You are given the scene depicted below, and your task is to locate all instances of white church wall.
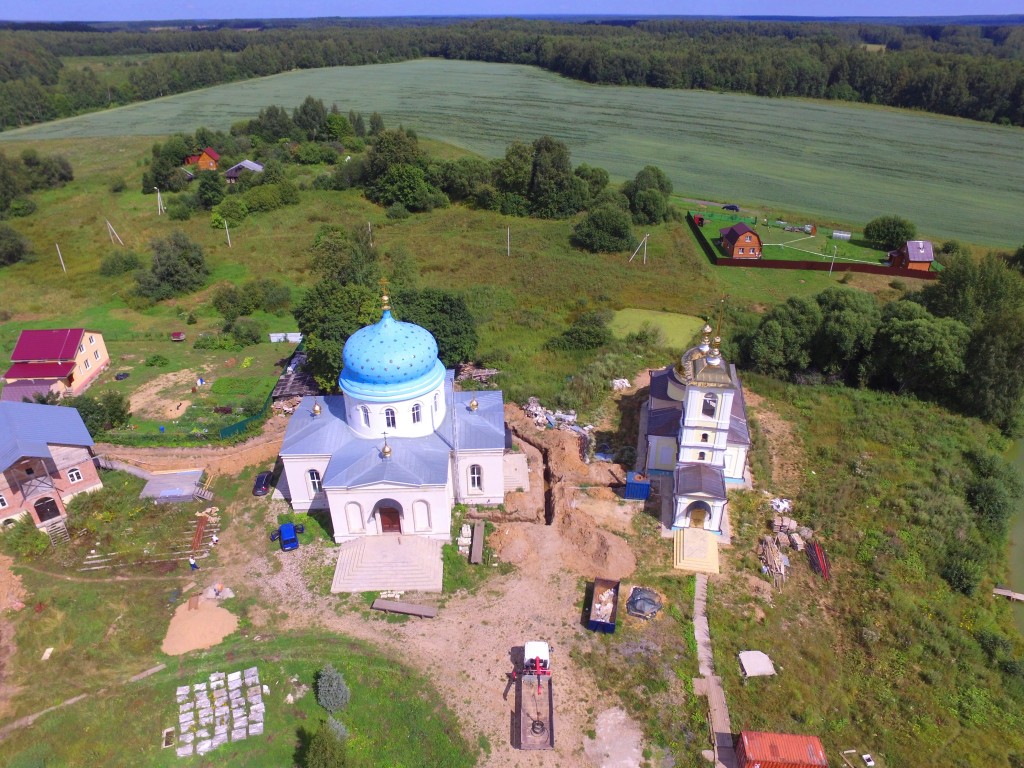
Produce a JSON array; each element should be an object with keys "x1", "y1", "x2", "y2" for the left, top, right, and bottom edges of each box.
[
  {"x1": 281, "y1": 456, "x2": 330, "y2": 511},
  {"x1": 326, "y1": 484, "x2": 451, "y2": 542},
  {"x1": 455, "y1": 451, "x2": 504, "y2": 505},
  {"x1": 342, "y1": 381, "x2": 447, "y2": 439},
  {"x1": 648, "y1": 436, "x2": 678, "y2": 472}
]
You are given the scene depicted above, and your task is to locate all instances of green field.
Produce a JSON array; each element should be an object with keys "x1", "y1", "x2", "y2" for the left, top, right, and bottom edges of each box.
[
  {"x1": 610, "y1": 308, "x2": 704, "y2": 348},
  {"x1": 2, "y1": 59, "x2": 1023, "y2": 245}
]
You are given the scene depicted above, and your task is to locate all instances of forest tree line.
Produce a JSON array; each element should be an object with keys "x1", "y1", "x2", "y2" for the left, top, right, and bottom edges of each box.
[{"x1": 1, "y1": 18, "x2": 1024, "y2": 130}]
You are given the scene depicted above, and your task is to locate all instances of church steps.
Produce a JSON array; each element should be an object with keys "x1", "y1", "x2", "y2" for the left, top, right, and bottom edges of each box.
[{"x1": 331, "y1": 536, "x2": 443, "y2": 593}]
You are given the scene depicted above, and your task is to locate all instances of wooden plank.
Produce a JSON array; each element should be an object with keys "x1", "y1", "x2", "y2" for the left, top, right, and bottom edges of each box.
[
  {"x1": 470, "y1": 521, "x2": 485, "y2": 565},
  {"x1": 190, "y1": 516, "x2": 206, "y2": 552},
  {"x1": 370, "y1": 599, "x2": 437, "y2": 618},
  {"x1": 187, "y1": 595, "x2": 200, "y2": 611}
]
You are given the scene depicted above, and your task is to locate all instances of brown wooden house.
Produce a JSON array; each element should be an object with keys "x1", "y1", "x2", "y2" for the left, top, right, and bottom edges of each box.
[
  {"x1": 184, "y1": 147, "x2": 220, "y2": 172},
  {"x1": 888, "y1": 240, "x2": 934, "y2": 271},
  {"x1": 719, "y1": 223, "x2": 762, "y2": 259}
]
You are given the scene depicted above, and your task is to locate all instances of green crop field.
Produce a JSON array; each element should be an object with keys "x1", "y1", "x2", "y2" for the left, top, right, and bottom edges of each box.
[{"x1": 3, "y1": 59, "x2": 1023, "y2": 246}]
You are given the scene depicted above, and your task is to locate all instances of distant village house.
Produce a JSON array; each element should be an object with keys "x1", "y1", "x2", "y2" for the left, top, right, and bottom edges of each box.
[
  {"x1": 0, "y1": 401, "x2": 102, "y2": 529},
  {"x1": 224, "y1": 160, "x2": 264, "y2": 184},
  {"x1": 184, "y1": 147, "x2": 220, "y2": 172},
  {"x1": 888, "y1": 240, "x2": 934, "y2": 271},
  {"x1": 2, "y1": 329, "x2": 109, "y2": 403},
  {"x1": 719, "y1": 223, "x2": 762, "y2": 259}
]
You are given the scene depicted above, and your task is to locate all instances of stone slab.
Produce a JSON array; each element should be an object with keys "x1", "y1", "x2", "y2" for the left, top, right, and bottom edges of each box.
[
  {"x1": 176, "y1": 745, "x2": 194, "y2": 758},
  {"x1": 227, "y1": 671, "x2": 242, "y2": 682},
  {"x1": 231, "y1": 728, "x2": 248, "y2": 741},
  {"x1": 248, "y1": 722, "x2": 264, "y2": 736},
  {"x1": 195, "y1": 739, "x2": 212, "y2": 755}
]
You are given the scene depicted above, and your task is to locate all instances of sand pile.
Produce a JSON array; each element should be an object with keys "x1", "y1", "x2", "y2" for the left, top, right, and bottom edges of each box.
[{"x1": 161, "y1": 598, "x2": 238, "y2": 656}]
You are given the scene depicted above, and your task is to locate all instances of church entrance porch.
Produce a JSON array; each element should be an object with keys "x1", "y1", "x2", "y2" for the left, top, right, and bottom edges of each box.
[
  {"x1": 686, "y1": 501, "x2": 711, "y2": 529},
  {"x1": 331, "y1": 535, "x2": 443, "y2": 592}
]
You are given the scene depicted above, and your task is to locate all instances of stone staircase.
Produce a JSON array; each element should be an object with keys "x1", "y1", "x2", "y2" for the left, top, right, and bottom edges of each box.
[{"x1": 331, "y1": 535, "x2": 444, "y2": 593}]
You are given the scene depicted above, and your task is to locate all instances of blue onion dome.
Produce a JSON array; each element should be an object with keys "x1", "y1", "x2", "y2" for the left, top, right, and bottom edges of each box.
[{"x1": 338, "y1": 309, "x2": 446, "y2": 402}]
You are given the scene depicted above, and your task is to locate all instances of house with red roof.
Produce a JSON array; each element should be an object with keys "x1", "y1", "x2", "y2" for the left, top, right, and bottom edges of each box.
[
  {"x1": 2, "y1": 329, "x2": 109, "y2": 402},
  {"x1": 719, "y1": 223, "x2": 762, "y2": 259},
  {"x1": 184, "y1": 147, "x2": 220, "y2": 172}
]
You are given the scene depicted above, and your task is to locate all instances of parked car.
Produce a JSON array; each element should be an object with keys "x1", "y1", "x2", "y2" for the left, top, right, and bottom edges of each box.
[
  {"x1": 862, "y1": 755, "x2": 875, "y2": 767},
  {"x1": 722, "y1": 203, "x2": 740, "y2": 211},
  {"x1": 252, "y1": 471, "x2": 273, "y2": 496},
  {"x1": 270, "y1": 521, "x2": 304, "y2": 551}
]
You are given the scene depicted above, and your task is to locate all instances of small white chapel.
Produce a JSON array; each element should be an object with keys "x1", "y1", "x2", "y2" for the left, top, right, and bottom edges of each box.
[{"x1": 643, "y1": 323, "x2": 750, "y2": 534}]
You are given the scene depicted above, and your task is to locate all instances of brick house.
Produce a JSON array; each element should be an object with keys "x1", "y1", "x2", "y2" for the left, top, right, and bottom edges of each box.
[
  {"x1": 2, "y1": 329, "x2": 110, "y2": 403},
  {"x1": 888, "y1": 240, "x2": 934, "y2": 271},
  {"x1": 184, "y1": 147, "x2": 220, "y2": 172},
  {"x1": 0, "y1": 401, "x2": 102, "y2": 528},
  {"x1": 719, "y1": 223, "x2": 762, "y2": 259}
]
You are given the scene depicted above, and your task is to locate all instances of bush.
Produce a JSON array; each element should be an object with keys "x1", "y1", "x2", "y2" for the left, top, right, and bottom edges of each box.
[
  {"x1": 144, "y1": 354, "x2": 170, "y2": 367},
  {"x1": 386, "y1": 203, "x2": 410, "y2": 220},
  {"x1": 193, "y1": 333, "x2": 241, "y2": 351},
  {"x1": 62, "y1": 391, "x2": 131, "y2": 436},
  {"x1": 863, "y1": 215, "x2": 917, "y2": 250},
  {"x1": 0, "y1": 223, "x2": 30, "y2": 266},
  {"x1": 306, "y1": 720, "x2": 347, "y2": 768},
  {"x1": 0, "y1": 516, "x2": 50, "y2": 557},
  {"x1": 315, "y1": 664, "x2": 350, "y2": 714},
  {"x1": 327, "y1": 716, "x2": 348, "y2": 742},
  {"x1": 166, "y1": 194, "x2": 198, "y2": 221},
  {"x1": 572, "y1": 204, "x2": 637, "y2": 253},
  {"x1": 230, "y1": 317, "x2": 265, "y2": 346},
  {"x1": 214, "y1": 196, "x2": 249, "y2": 226},
  {"x1": 6, "y1": 197, "x2": 36, "y2": 217},
  {"x1": 545, "y1": 311, "x2": 614, "y2": 351},
  {"x1": 109, "y1": 177, "x2": 127, "y2": 193},
  {"x1": 136, "y1": 231, "x2": 208, "y2": 301},
  {"x1": 99, "y1": 250, "x2": 143, "y2": 277}
]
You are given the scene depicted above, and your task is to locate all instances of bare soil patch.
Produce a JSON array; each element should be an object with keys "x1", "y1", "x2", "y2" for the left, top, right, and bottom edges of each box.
[
  {"x1": 94, "y1": 411, "x2": 288, "y2": 477},
  {"x1": 583, "y1": 707, "x2": 644, "y2": 768},
  {"x1": 129, "y1": 368, "x2": 200, "y2": 420},
  {"x1": 744, "y1": 390, "x2": 804, "y2": 494},
  {"x1": 160, "y1": 597, "x2": 239, "y2": 656},
  {"x1": 0, "y1": 555, "x2": 27, "y2": 720}
]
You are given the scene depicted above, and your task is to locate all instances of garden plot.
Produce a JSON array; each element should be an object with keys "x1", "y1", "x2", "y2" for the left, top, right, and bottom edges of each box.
[
  {"x1": 174, "y1": 667, "x2": 265, "y2": 757},
  {"x1": 757, "y1": 227, "x2": 887, "y2": 265}
]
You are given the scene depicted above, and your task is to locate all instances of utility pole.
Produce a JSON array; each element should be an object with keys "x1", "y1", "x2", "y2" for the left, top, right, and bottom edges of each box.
[
  {"x1": 367, "y1": 221, "x2": 373, "y2": 247},
  {"x1": 224, "y1": 220, "x2": 232, "y2": 248},
  {"x1": 154, "y1": 187, "x2": 165, "y2": 215},
  {"x1": 507, "y1": 226, "x2": 510, "y2": 258},
  {"x1": 829, "y1": 244, "x2": 837, "y2": 276},
  {"x1": 55, "y1": 243, "x2": 67, "y2": 274},
  {"x1": 628, "y1": 233, "x2": 651, "y2": 264}
]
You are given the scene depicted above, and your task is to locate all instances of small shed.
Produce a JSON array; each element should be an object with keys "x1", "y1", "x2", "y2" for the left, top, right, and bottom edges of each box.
[
  {"x1": 719, "y1": 223, "x2": 762, "y2": 259},
  {"x1": 888, "y1": 240, "x2": 934, "y2": 271},
  {"x1": 831, "y1": 230, "x2": 851, "y2": 241},
  {"x1": 225, "y1": 159, "x2": 264, "y2": 183},
  {"x1": 734, "y1": 731, "x2": 829, "y2": 768}
]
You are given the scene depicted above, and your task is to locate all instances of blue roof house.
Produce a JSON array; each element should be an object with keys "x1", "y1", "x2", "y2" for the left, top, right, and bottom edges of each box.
[{"x1": 0, "y1": 401, "x2": 102, "y2": 529}]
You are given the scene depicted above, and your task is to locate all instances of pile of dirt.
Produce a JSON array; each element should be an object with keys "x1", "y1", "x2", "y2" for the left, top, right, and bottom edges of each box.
[
  {"x1": 485, "y1": 436, "x2": 545, "y2": 524},
  {"x1": 557, "y1": 503, "x2": 636, "y2": 580},
  {"x1": 161, "y1": 597, "x2": 239, "y2": 655}
]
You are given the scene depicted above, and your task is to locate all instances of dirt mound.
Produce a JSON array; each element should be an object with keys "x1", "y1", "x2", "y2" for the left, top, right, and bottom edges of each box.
[
  {"x1": 481, "y1": 435, "x2": 545, "y2": 524},
  {"x1": 557, "y1": 503, "x2": 636, "y2": 580},
  {"x1": 0, "y1": 555, "x2": 27, "y2": 611},
  {"x1": 161, "y1": 597, "x2": 238, "y2": 655}
]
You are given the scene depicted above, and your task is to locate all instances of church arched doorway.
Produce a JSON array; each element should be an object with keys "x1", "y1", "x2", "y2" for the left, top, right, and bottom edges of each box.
[
  {"x1": 686, "y1": 501, "x2": 711, "y2": 529},
  {"x1": 373, "y1": 499, "x2": 404, "y2": 534},
  {"x1": 34, "y1": 497, "x2": 62, "y2": 524}
]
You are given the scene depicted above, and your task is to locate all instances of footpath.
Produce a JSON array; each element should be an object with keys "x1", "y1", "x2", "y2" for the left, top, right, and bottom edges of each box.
[{"x1": 693, "y1": 573, "x2": 737, "y2": 768}]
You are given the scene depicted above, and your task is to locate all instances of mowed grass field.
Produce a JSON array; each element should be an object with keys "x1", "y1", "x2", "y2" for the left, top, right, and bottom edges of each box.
[
  {"x1": 610, "y1": 308, "x2": 704, "y2": 347},
  {"x1": 2, "y1": 59, "x2": 1023, "y2": 245}
]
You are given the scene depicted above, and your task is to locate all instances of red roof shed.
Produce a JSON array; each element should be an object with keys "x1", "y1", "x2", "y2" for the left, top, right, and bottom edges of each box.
[
  {"x1": 11, "y1": 329, "x2": 85, "y2": 362},
  {"x1": 735, "y1": 731, "x2": 829, "y2": 768}
]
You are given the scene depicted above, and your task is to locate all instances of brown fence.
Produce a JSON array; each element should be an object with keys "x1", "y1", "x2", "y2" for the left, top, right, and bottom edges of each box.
[{"x1": 685, "y1": 212, "x2": 937, "y2": 281}]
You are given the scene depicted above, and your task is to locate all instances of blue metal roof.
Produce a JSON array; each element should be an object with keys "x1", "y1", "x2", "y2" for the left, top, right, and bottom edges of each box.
[
  {"x1": 338, "y1": 309, "x2": 445, "y2": 402},
  {"x1": 0, "y1": 401, "x2": 94, "y2": 473},
  {"x1": 281, "y1": 380, "x2": 505, "y2": 489}
]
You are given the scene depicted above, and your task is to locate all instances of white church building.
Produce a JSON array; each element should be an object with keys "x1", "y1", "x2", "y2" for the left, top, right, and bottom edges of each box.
[
  {"x1": 278, "y1": 293, "x2": 508, "y2": 546},
  {"x1": 643, "y1": 324, "x2": 749, "y2": 534}
]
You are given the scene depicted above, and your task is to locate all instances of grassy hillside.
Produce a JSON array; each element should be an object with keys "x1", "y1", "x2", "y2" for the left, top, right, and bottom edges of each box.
[
  {"x1": 0, "y1": 134, "x2": 899, "y2": 409},
  {"x1": 1, "y1": 60, "x2": 1023, "y2": 245}
]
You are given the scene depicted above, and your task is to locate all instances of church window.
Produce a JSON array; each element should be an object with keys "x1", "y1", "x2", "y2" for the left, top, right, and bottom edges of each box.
[
  {"x1": 702, "y1": 394, "x2": 718, "y2": 417},
  {"x1": 361, "y1": 406, "x2": 370, "y2": 427},
  {"x1": 698, "y1": 452, "x2": 706, "y2": 461},
  {"x1": 308, "y1": 469, "x2": 323, "y2": 494},
  {"x1": 701, "y1": 433, "x2": 709, "y2": 443},
  {"x1": 469, "y1": 464, "x2": 483, "y2": 491},
  {"x1": 433, "y1": 392, "x2": 439, "y2": 412},
  {"x1": 412, "y1": 403, "x2": 422, "y2": 424},
  {"x1": 385, "y1": 408, "x2": 396, "y2": 429}
]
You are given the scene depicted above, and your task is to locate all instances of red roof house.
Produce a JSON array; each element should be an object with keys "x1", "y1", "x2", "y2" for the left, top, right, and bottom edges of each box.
[
  {"x1": 184, "y1": 147, "x2": 220, "y2": 172},
  {"x1": 3, "y1": 329, "x2": 110, "y2": 401}
]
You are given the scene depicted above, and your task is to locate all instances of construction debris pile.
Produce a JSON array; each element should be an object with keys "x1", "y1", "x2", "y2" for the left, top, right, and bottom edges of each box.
[
  {"x1": 456, "y1": 363, "x2": 500, "y2": 383},
  {"x1": 610, "y1": 378, "x2": 631, "y2": 391},
  {"x1": 457, "y1": 523, "x2": 473, "y2": 556},
  {"x1": 592, "y1": 585, "x2": 617, "y2": 623},
  {"x1": 522, "y1": 397, "x2": 596, "y2": 461},
  {"x1": 760, "y1": 497, "x2": 832, "y2": 582}
]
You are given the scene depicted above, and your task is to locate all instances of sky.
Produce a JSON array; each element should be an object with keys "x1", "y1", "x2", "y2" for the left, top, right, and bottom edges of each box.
[{"x1": 1, "y1": 2, "x2": 1020, "y2": 23}]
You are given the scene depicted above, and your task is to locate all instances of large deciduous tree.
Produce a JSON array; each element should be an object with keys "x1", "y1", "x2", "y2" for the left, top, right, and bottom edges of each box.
[
  {"x1": 572, "y1": 205, "x2": 637, "y2": 253},
  {"x1": 862, "y1": 215, "x2": 917, "y2": 250},
  {"x1": 135, "y1": 230, "x2": 208, "y2": 300}
]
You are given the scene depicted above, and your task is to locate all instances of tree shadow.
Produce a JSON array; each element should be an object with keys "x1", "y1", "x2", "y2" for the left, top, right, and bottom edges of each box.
[
  {"x1": 592, "y1": 385, "x2": 649, "y2": 472},
  {"x1": 292, "y1": 722, "x2": 316, "y2": 767}
]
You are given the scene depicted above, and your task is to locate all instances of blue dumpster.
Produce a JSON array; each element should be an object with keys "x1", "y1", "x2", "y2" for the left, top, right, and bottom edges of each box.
[{"x1": 624, "y1": 471, "x2": 651, "y2": 501}]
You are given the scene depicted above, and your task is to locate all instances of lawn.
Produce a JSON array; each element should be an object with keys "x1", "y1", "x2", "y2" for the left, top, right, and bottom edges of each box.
[
  {"x1": 2, "y1": 59, "x2": 1023, "y2": 245},
  {"x1": 609, "y1": 308, "x2": 704, "y2": 348}
]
